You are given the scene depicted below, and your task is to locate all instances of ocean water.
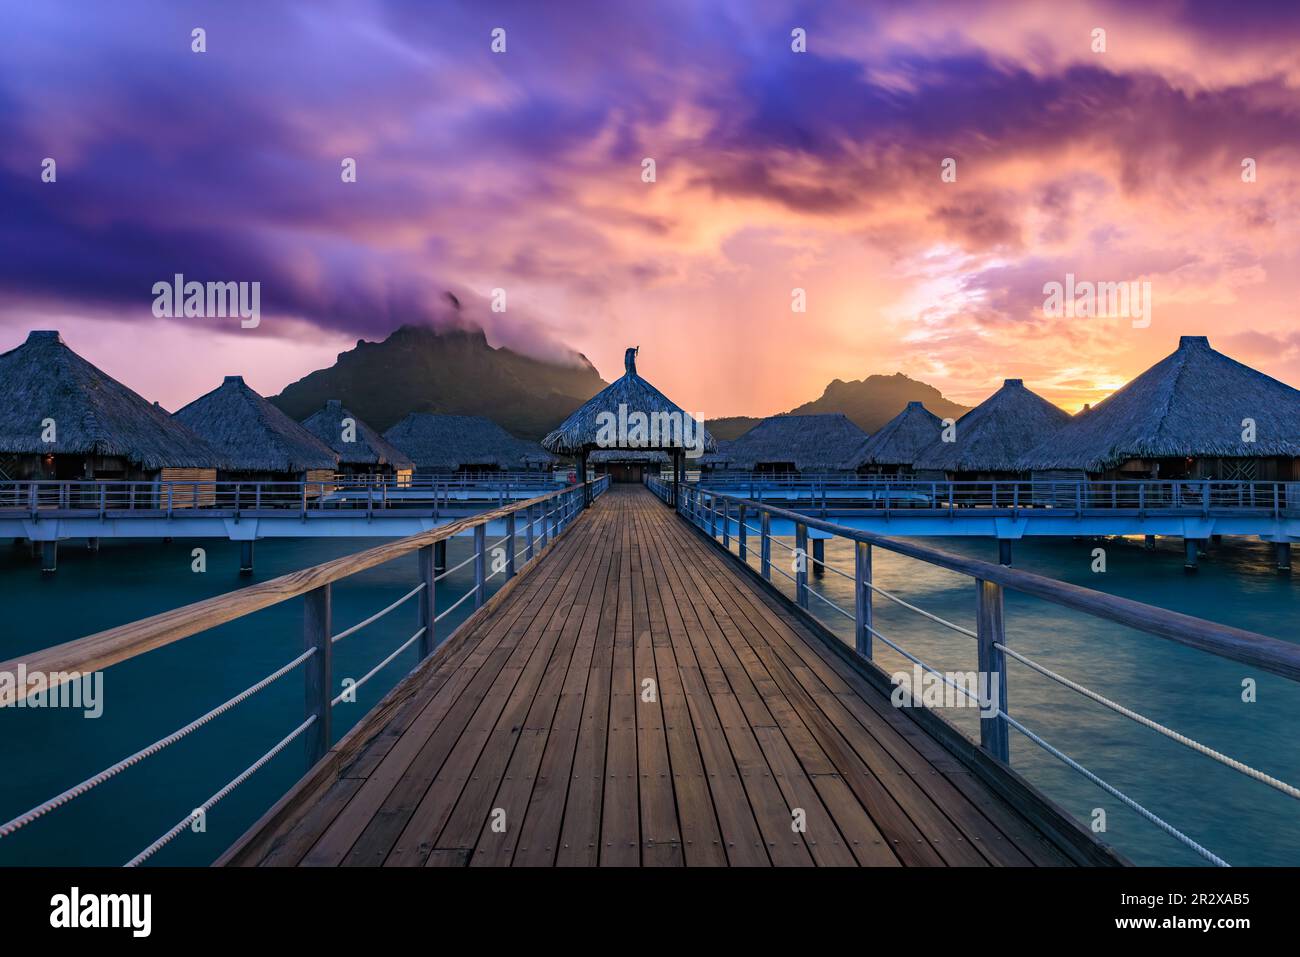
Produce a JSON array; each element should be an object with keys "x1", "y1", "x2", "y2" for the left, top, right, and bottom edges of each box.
[{"x1": 0, "y1": 530, "x2": 1296, "y2": 866}]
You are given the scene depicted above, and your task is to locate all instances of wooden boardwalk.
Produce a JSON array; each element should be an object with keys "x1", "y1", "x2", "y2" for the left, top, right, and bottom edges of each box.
[{"x1": 221, "y1": 486, "x2": 1109, "y2": 867}]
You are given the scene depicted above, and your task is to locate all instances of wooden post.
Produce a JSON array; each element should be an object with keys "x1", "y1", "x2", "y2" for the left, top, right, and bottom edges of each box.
[
  {"x1": 998, "y1": 539, "x2": 1012, "y2": 566},
  {"x1": 760, "y1": 510, "x2": 771, "y2": 581},
  {"x1": 474, "y1": 523, "x2": 487, "y2": 609},
  {"x1": 434, "y1": 539, "x2": 447, "y2": 575},
  {"x1": 795, "y1": 522, "x2": 809, "y2": 609},
  {"x1": 1184, "y1": 537, "x2": 1199, "y2": 572},
  {"x1": 417, "y1": 544, "x2": 436, "y2": 658},
  {"x1": 854, "y1": 542, "x2": 872, "y2": 658},
  {"x1": 709, "y1": 493, "x2": 718, "y2": 538},
  {"x1": 526, "y1": 504, "x2": 535, "y2": 560},
  {"x1": 1276, "y1": 541, "x2": 1292, "y2": 572},
  {"x1": 239, "y1": 540, "x2": 254, "y2": 576},
  {"x1": 506, "y1": 513, "x2": 516, "y2": 578},
  {"x1": 811, "y1": 536, "x2": 825, "y2": 577},
  {"x1": 737, "y1": 503, "x2": 747, "y2": 562},
  {"x1": 975, "y1": 579, "x2": 1009, "y2": 763},
  {"x1": 40, "y1": 540, "x2": 57, "y2": 574},
  {"x1": 580, "y1": 451, "x2": 590, "y2": 508},
  {"x1": 722, "y1": 498, "x2": 730, "y2": 549},
  {"x1": 304, "y1": 584, "x2": 332, "y2": 765},
  {"x1": 540, "y1": 500, "x2": 549, "y2": 549}
]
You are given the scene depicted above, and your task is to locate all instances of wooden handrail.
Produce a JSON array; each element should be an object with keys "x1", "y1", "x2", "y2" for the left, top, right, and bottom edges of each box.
[
  {"x1": 665, "y1": 482, "x2": 1300, "y2": 683},
  {"x1": 0, "y1": 482, "x2": 598, "y2": 706}
]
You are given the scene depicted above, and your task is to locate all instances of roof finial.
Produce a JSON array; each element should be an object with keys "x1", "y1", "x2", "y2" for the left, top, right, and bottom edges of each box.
[{"x1": 625, "y1": 346, "x2": 639, "y2": 376}]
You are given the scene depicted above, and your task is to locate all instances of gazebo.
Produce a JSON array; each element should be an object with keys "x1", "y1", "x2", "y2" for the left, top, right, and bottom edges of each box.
[{"x1": 541, "y1": 346, "x2": 716, "y2": 506}]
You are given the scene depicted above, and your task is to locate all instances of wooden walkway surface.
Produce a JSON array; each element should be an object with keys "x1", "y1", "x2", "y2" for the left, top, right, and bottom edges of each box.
[{"x1": 222, "y1": 486, "x2": 1100, "y2": 867}]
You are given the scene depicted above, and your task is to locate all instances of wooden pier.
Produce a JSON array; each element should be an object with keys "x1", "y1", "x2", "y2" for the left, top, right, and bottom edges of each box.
[{"x1": 221, "y1": 486, "x2": 1114, "y2": 867}]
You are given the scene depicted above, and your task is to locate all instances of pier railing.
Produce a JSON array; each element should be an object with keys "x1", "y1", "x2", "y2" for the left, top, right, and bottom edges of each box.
[
  {"x1": 649, "y1": 476, "x2": 1300, "y2": 866},
  {"x1": 0, "y1": 474, "x2": 571, "y2": 518},
  {"x1": 0, "y1": 475, "x2": 608, "y2": 865},
  {"x1": 697, "y1": 475, "x2": 1299, "y2": 517}
]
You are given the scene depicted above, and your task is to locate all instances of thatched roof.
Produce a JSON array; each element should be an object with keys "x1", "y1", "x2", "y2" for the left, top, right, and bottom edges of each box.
[
  {"x1": 697, "y1": 439, "x2": 734, "y2": 468},
  {"x1": 384, "y1": 413, "x2": 556, "y2": 470},
  {"x1": 716, "y1": 413, "x2": 868, "y2": 471},
  {"x1": 1017, "y1": 336, "x2": 1300, "y2": 471},
  {"x1": 849, "y1": 401, "x2": 944, "y2": 467},
  {"x1": 0, "y1": 330, "x2": 218, "y2": 469},
  {"x1": 541, "y1": 347, "x2": 716, "y2": 455},
  {"x1": 175, "y1": 376, "x2": 338, "y2": 472},
  {"x1": 913, "y1": 379, "x2": 1069, "y2": 473},
  {"x1": 300, "y1": 399, "x2": 414, "y2": 469}
]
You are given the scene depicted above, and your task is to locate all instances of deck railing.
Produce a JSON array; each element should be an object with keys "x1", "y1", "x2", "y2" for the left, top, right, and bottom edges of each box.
[
  {"x1": 696, "y1": 475, "x2": 1299, "y2": 517},
  {"x1": 0, "y1": 475, "x2": 609, "y2": 865},
  {"x1": 648, "y1": 476, "x2": 1300, "y2": 866},
  {"x1": 0, "y1": 474, "x2": 572, "y2": 518}
]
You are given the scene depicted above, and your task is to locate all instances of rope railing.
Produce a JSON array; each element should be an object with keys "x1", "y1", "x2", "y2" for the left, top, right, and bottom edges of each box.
[
  {"x1": 0, "y1": 476, "x2": 611, "y2": 865},
  {"x1": 650, "y1": 476, "x2": 1300, "y2": 868}
]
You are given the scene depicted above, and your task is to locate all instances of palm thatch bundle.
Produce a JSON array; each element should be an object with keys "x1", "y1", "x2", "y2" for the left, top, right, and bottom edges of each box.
[
  {"x1": 1017, "y1": 336, "x2": 1300, "y2": 471},
  {"x1": 541, "y1": 347, "x2": 716, "y2": 455},
  {"x1": 175, "y1": 376, "x2": 338, "y2": 472},
  {"x1": 914, "y1": 379, "x2": 1069, "y2": 473},
  {"x1": 849, "y1": 401, "x2": 944, "y2": 468},
  {"x1": 719, "y1": 413, "x2": 868, "y2": 471},
  {"x1": 384, "y1": 413, "x2": 556, "y2": 470},
  {"x1": 0, "y1": 330, "x2": 217, "y2": 469},
  {"x1": 301, "y1": 399, "x2": 414, "y2": 469}
]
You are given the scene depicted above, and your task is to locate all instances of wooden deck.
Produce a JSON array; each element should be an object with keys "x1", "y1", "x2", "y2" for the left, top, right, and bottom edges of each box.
[{"x1": 221, "y1": 485, "x2": 1111, "y2": 867}]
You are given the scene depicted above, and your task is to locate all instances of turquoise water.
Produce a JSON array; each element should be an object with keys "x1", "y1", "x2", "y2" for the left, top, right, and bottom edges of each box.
[{"x1": 0, "y1": 531, "x2": 1296, "y2": 866}]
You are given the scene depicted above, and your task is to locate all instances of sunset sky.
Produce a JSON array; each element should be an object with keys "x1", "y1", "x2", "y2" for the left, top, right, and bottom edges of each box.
[{"x1": 2, "y1": 0, "x2": 1299, "y2": 417}]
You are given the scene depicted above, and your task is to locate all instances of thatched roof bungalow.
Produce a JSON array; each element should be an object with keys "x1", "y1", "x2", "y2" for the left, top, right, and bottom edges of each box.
[
  {"x1": 1017, "y1": 336, "x2": 1300, "y2": 481},
  {"x1": 849, "y1": 401, "x2": 944, "y2": 474},
  {"x1": 0, "y1": 331, "x2": 218, "y2": 486},
  {"x1": 587, "y1": 448, "x2": 671, "y2": 483},
  {"x1": 542, "y1": 347, "x2": 715, "y2": 501},
  {"x1": 301, "y1": 399, "x2": 414, "y2": 480},
  {"x1": 913, "y1": 379, "x2": 1070, "y2": 479},
  {"x1": 713, "y1": 413, "x2": 868, "y2": 474},
  {"x1": 175, "y1": 376, "x2": 338, "y2": 485},
  {"x1": 384, "y1": 413, "x2": 556, "y2": 473}
]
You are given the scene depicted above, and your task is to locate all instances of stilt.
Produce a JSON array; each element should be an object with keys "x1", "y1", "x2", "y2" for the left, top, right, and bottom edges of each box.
[
  {"x1": 30, "y1": 540, "x2": 40, "y2": 559},
  {"x1": 1183, "y1": 538, "x2": 1198, "y2": 571},
  {"x1": 41, "y1": 540, "x2": 57, "y2": 574},
  {"x1": 998, "y1": 539, "x2": 1012, "y2": 566},
  {"x1": 1276, "y1": 541, "x2": 1292, "y2": 572},
  {"x1": 1197, "y1": 539, "x2": 1208, "y2": 557},
  {"x1": 1143, "y1": 534, "x2": 1155, "y2": 550},
  {"x1": 239, "y1": 540, "x2": 254, "y2": 576},
  {"x1": 87, "y1": 537, "x2": 100, "y2": 552},
  {"x1": 811, "y1": 537, "x2": 825, "y2": 577},
  {"x1": 1212, "y1": 534, "x2": 1222, "y2": 546},
  {"x1": 434, "y1": 539, "x2": 447, "y2": 575}
]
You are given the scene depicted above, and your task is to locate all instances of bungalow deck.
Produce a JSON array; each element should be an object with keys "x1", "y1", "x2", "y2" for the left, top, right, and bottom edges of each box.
[{"x1": 219, "y1": 486, "x2": 1112, "y2": 867}]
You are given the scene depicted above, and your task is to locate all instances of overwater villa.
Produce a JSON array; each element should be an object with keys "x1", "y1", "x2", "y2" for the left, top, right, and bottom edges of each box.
[
  {"x1": 849, "y1": 401, "x2": 944, "y2": 475},
  {"x1": 0, "y1": 330, "x2": 217, "y2": 492},
  {"x1": 1017, "y1": 336, "x2": 1300, "y2": 483},
  {"x1": 704, "y1": 413, "x2": 868, "y2": 475},
  {"x1": 384, "y1": 413, "x2": 556, "y2": 474},
  {"x1": 300, "y1": 399, "x2": 415, "y2": 484},
  {"x1": 913, "y1": 379, "x2": 1070, "y2": 480},
  {"x1": 542, "y1": 346, "x2": 716, "y2": 504},
  {"x1": 587, "y1": 448, "x2": 670, "y2": 483},
  {"x1": 175, "y1": 376, "x2": 338, "y2": 490}
]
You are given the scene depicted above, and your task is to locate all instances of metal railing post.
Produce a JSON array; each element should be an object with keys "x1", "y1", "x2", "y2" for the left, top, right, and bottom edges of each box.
[
  {"x1": 738, "y1": 503, "x2": 747, "y2": 562},
  {"x1": 417, "y1": 544, "x2": 436, "y2": 657},
  {"x1": 854, "y1": 541, "x2": 873, "y2": 659},
  {"x1": 760, "y1": 510, "x2": 771, "y2": 581},
  {"x1": 474, "y1": 522, "x2": 486, "y2": 609},
  {"x1": 975, "y1": 578, "x2": 1009, "y2": 763},
  {"x1": 722, "y1": 498, "x2": 730, "y2": 549},
  {"x1": 526, "y1": 503, "x2": 536, "y2": 560},
  {"x1": 506, "y1": 512, "x2": 516, "y2": 579},
  {"x1": 795, "y1": 522, "x2": 809, "y2": 608},
  {"x1": 304, "y1": 584, "x2": 332, "y2": 765}
]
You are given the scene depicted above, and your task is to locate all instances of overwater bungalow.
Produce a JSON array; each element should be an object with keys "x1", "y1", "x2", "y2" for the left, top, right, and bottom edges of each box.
[
  {"x1": 300, "y1": 399, "x2": 415, "y2": 484},
  {"x1": 709, "y1": 413, "x2": 868, "y2": 476},
  {"x1": 175, "y1": 376, "x2": 338, "y2": 491},
  {"x1": 849, "y1": 401, "x2": 944, "y2": 475},
  {"x1": 1017, "y1": 336, "x2": 1300, "y2": 482},
  {"x1": 383, "y1": 413, "x2": 556, "y2": 475},
  {"x1": 913, "y1": 379, "x2": 1070, "y2": 481},
  {"x1": 0, "y1": 330, "x2": 218, "y2": 497},
  {"x1": 587, "y1": 448, "x2": 670, "y2": 484},
  {"x1": 541, "y1": 346, "x2": 716, "y2": 504}
]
